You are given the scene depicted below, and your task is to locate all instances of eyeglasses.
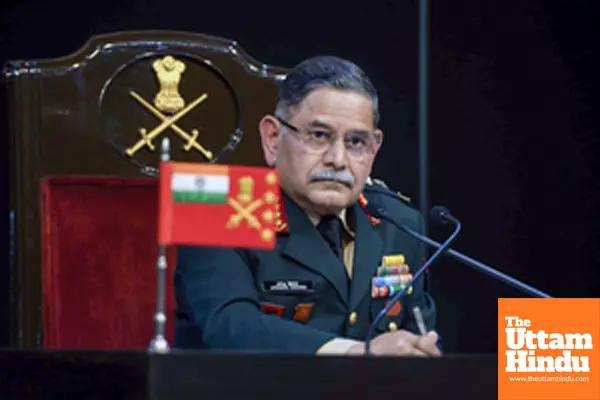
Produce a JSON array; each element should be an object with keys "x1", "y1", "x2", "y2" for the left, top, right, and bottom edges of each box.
[{"x1": 275, "y1": 115, "x2": 381, "y2": 157}]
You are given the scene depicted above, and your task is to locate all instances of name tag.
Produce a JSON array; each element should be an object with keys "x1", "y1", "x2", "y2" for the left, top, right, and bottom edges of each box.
[{"x1": 262, "y1": 280, "x2": 314, "y2": 295}]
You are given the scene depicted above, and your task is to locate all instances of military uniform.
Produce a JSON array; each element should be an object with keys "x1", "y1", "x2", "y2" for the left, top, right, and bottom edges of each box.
[{"x1": 173, "y1": 182, "x2": 437, "y2": 353}]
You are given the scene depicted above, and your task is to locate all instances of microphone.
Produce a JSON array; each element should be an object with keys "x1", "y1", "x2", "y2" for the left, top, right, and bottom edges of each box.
[
  {"x1": 430, "y1": 205, "x2": 458, "y2": 226},
  {"x1": 363, "y1": 203, "x2": 462, "y2": 355},
  {"x1": 363, "y1": 186, "x2": 553, "y2": 298}
]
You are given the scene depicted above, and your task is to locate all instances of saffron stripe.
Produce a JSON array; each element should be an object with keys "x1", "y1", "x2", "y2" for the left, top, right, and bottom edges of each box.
[{"x1": 171, "y1": 162, "x2": 229, "y2": 175}]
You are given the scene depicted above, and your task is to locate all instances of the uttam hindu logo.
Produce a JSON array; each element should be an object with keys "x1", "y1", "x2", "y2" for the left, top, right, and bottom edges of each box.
[
  {"x1": 504, "y1": 315, "x2": 592, "y2": 373},
  {"x1": 498, "y1": 298, "x2": 600, "y2": 400}
]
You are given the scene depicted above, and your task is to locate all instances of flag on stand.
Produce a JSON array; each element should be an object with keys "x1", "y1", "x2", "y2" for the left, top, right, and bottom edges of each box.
[{"x1": 158, "y1": 161, "x2": 280, "y2": 250}]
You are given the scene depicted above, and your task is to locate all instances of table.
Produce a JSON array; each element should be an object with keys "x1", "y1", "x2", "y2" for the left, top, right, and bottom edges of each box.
[{"x1": 0, "y1": 350, "x2": 498, "y2": 399}]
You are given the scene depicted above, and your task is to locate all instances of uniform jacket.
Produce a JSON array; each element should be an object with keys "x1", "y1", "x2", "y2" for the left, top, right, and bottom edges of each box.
[{"x1": 173, "y1": 182, "x2": 437, "y2": 353}]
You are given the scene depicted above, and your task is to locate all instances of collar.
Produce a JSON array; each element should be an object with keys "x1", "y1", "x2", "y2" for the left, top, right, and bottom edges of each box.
[
  {"x1": 275, "y1": 191, "x2": 380, "y2": 235},
  {"x1": 338, "y1": 208, "x2": 355, "y2": 239}
]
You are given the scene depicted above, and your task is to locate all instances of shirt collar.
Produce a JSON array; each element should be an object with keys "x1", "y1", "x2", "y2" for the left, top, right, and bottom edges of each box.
[
  {"x1": 308, "y1": 208, "x2": 356, "y2": 239},
  {"x1": 338, "y1": 208, "x2": 356, "y2": 239}
]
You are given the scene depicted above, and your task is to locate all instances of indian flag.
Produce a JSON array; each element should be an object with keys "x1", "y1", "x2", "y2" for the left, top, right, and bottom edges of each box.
[
  {"x1": 171, "y1": 164, "x2": 230, "y2": 204},
  {"x1": 158, "y1": 161, "x2": 280, "y2": 250}
]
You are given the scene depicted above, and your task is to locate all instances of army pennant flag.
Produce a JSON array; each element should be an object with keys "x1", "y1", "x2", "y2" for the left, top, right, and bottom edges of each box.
[{"x1": 158, "y1": 161, "x2": 280, "y2": 249}]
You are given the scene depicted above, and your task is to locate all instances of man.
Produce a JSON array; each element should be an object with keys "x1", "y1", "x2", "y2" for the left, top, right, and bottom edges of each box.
[{"x1": 174, "y1": 56, "x2": 441, "y2": 356}]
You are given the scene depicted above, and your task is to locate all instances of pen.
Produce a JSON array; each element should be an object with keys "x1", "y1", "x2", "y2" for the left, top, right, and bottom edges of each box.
[{"x1": 411, "y1": 306, "x2": 428, "y2": 336}]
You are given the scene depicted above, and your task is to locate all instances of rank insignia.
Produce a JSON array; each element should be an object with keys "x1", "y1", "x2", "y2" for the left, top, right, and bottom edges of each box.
[
  {"x1": 292, "y1": 303, "x2": 313, "y2": 322},
  {"x1": 275, "y1": 192, "x2": 289, "y2": 234},
  {"x1": 357, "y1": 193, "x2": 381, "y2": 226},
  {"x1": 261, "y1": 303, "x2": 285, "y2": 318}
]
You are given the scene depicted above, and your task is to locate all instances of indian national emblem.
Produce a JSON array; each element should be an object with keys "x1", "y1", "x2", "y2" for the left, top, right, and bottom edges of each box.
[
  {"x1": 237, "y1": 176, "x2": 254, "y2": 204},
  {"x1": 153, "y1": 55, "x2": 186, "y2": 113},
  {"x1": 124, "y1": 55, "x2": 213, "y2": 160}
]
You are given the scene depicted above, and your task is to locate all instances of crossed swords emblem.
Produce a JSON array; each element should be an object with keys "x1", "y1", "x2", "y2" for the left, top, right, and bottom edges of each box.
[
  {"x1": 226, "y1": 196, "x2": 265, "y2": 230},
  {"x1": 225, "y1": 175, "x2": 278, "y2": 242},
  {"x1": 125, "y1": 90, "x2": 213, "y2": 160}
]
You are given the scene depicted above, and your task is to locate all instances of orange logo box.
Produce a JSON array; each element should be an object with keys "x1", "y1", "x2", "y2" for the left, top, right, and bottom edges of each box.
[{"x1": 498, "y1": 298, "x2": 600, "y2": 400}]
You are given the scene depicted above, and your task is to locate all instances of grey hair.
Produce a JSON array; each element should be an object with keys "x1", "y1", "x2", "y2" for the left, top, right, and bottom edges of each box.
[{"x1": 275, "y1": 56, "x2": 380, "y2": 126}]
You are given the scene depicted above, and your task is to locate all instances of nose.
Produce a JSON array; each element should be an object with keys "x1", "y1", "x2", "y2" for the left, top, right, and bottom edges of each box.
[{"x1": 322, "y1": 138, "x2": 348, "y2": 170}]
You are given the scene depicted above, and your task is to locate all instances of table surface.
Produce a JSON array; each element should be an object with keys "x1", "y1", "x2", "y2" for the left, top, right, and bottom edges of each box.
[{"x1": 0, "y1": 349, "x2": 499, "y2": 399}]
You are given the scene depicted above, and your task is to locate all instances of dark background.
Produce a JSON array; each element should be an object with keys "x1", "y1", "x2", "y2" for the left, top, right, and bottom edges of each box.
[{"x1": 1, "y1": 0, "x2": 598, "y2": 352}]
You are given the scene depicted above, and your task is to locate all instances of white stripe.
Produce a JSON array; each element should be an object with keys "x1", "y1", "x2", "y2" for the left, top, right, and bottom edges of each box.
[{"x1": 171, "y1": 173, "x2": 229, "y2": 193}]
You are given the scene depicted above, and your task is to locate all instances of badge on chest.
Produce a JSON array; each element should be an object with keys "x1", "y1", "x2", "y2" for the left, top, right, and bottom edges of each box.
[
  {"x1": 260, "y1": 279, "x2": 315, "y2": 323},
  {"x1": 262, "y1": 280, "x2": 314, "y2": 295},
  {"x1": 371, "y1": 254, "x2": 413, "y2": 300}
]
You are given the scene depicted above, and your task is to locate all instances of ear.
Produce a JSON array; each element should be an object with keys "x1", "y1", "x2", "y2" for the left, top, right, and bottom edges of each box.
[
  {"x1": 259, "y1": 115, "x2": 281, "y2": 167},
  {"x1": 372, "y1": 128, "x2": 384, "y2": 157}
]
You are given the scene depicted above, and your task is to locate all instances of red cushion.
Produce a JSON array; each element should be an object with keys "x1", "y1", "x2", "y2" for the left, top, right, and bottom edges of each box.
[{"x1": 41, "y1": 176, "x2": 176, "y2": 349}]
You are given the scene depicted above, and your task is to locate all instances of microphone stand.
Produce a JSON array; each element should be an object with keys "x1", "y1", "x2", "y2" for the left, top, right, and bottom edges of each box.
[
  {"x1": 364, "y1": 208, "x2": 462, "y2": 355},
  {"x1": 394, "y1": 223, "x2": 552, "y2": 299},
  {"x1": 364, "y1": 186, "x2": 553, "y2": 299}
]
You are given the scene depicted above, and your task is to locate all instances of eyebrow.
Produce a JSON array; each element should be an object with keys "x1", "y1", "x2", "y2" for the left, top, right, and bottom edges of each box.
[
  {"x1": 307, "y1": 119, "x2": 334, "y2": 130},
  {"x1": 307, "y1": 119, "x2": 372, "y2": 135}
]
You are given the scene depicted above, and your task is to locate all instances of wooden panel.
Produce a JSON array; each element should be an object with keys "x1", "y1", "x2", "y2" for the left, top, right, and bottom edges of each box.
[{"x1": 4, "y1": 30, "x2": 289, "y2": 347}]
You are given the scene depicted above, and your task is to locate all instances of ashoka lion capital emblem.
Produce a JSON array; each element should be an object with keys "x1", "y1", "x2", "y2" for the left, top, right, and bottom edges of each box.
[
  {"x1": 124, "y1": 54, "x2": 213, "y2": 161},
  {"x1": 153, "y1": 55, "x2": 186, "y2": 113}
]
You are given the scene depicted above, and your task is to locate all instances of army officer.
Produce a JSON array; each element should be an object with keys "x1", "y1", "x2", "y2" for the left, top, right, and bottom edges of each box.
[{"x1": 174, "y1": 55, "x2": 441, "y2": 356}]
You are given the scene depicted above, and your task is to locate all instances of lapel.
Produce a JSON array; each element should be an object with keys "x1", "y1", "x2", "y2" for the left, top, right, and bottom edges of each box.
[
  {"x1": 348, "y1": 202, "x2": 384, "y2": 310},
  {"x1": 277, "y1": 193, "x2": 349, "y2": 305}
]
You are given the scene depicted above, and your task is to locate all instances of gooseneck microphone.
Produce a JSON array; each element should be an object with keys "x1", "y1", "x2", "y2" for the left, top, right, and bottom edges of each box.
[
  {"x1": 363, "y1": 204, "x2": 462, "y2": 355},
  {"x1": 363, "y1": 186, "x2": 553, "y2": 299}
]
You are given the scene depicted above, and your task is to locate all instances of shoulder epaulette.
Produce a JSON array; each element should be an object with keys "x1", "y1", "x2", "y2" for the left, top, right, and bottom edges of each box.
[
  {"x1": 396, "y1": 190, "x2": 412, "y2": 205},
  {"x1": 364, "y1": 176, "x2": 413, "y2": 207}
]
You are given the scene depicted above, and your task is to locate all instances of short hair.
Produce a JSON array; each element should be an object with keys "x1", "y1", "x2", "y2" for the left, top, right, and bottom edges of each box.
[{"x1": 275, "y1": 56, "x2": 380, "y2": 126}]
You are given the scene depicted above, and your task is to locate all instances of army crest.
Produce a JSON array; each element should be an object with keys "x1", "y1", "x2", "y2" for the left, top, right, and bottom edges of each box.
[{"x1": 99, "y1": 53, "x2": 243, "y2": 176}]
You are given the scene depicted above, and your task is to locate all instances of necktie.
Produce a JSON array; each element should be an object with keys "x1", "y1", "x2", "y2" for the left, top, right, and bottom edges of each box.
[{"x1": 317, "y1": 215, "x2": 343, "y2": 261}]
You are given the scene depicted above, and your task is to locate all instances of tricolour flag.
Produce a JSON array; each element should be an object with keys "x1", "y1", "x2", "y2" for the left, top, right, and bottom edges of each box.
[{"x1": 158, "y1": 161, "x2": 280, "y2": 249}]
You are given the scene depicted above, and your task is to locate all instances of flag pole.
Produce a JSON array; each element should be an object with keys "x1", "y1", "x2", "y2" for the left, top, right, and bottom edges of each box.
[{"x1": 148, "y1": 137, "x2": 171, "y2": 354}]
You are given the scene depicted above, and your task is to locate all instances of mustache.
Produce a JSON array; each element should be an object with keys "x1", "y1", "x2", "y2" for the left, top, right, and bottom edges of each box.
[{"x1": 310, "y1": 170, "x2": 355, "y2": 186}]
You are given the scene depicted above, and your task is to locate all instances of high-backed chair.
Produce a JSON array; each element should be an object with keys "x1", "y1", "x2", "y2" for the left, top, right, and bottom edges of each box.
[{"x1": 5, "y1": 31, "x2": 288, "y2": 348}]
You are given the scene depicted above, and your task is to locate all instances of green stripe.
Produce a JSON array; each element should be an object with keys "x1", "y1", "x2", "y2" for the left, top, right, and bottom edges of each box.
[{"x1": 173, "y1": 191, "x2": 227, "y2": 204}]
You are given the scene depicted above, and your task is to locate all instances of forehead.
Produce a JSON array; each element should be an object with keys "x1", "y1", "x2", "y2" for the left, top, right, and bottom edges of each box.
[{"x1": 291, "y1": 88, "x2": 375, "y2": 130}]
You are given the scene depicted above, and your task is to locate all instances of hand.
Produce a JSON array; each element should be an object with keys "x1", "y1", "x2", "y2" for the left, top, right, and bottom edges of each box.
[{"x1": 346, "y1": 330, "x2": 442, "y2": 357}]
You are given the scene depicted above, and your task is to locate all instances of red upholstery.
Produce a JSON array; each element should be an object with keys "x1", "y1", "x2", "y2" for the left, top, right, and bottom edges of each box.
[{"x1": 41, "y1": 176, "x2": 177, "y2": 349}]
